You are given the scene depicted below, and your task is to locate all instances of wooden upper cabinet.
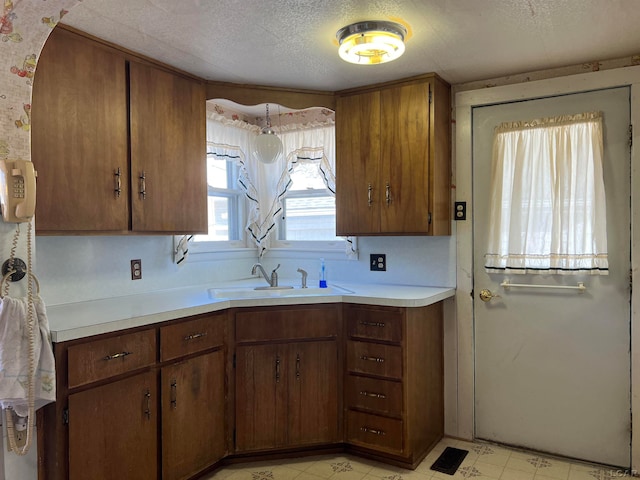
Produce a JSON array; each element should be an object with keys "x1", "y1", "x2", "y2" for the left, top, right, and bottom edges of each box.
[
  {"x1": 31, "y1": 28, "x2": 207, "y2": 235},
  {"x1": 129, "y1": 62, "x2": 207, "y2": 233},
  {"x1": 335, "y1": 74, "x2": 451, "y2": 236},
  {"x1": 32, "y1": 27, "x2": 129, "y2": 233},
  {"x1": 335, "y1": 91, "x2": 381, "y2": 235}
]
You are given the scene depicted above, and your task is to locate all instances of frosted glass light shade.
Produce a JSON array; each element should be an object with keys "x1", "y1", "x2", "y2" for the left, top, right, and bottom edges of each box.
[
  {"x1": 253, "y1": 127, "x2": 283, "y2": 164},
  {"x1": 337, "y1": 21, "x2": 407, "y2": 65}
]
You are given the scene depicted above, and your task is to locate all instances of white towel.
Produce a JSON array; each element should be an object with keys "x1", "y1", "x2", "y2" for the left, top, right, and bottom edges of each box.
[{"x1": 0, "y1": 294, "x2": 56, "y2": 417}]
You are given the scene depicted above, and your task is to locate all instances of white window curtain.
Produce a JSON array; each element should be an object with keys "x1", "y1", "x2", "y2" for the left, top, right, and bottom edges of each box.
[
  {"x1": 485, "y1": 111, "x2": 609, "y2": 275},
  {"x1": 206, "y1": 111, "x2": 356, "y2": 258}
]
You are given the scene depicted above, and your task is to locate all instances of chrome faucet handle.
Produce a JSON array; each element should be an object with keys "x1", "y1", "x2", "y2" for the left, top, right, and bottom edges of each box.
[
  {"x1": 297, "y1": 268, "x2": 308, "y2": 288},
  {"x1": 270, "y1": 264, "x2": 281, "y2": 287}
]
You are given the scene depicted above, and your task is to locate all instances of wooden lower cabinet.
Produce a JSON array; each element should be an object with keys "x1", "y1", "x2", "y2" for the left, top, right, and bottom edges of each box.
[
  {"x1": 235, "y1": 340, "x2": 339, "y2": 452},
  {"x1": 39, "y1": 302, "x2": 444, "y2": 479},
  {"x1": 344, "y1": 302, "x2": 444, "y2": 468},
  {"x1": 161, "y1": 350, "x2": 226, "y2": 480},
  {"x1": 234, "y1": 305, "x2": 341, "y2": 453},
  {"x1": 68, "y1": 371, "x2": 158, "y2": 480}
]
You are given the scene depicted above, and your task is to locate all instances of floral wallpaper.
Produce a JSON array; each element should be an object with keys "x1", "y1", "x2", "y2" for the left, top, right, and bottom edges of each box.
[{"x1": 0, "y1": 0, "x2": 79, "y2": 283}]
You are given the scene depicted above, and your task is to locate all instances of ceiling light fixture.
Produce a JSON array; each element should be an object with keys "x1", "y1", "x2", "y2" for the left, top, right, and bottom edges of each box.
[
  {"x1": 336, "y1": 20, "x2": 407, "y2": 65},
  {"x1": 253, "y1": 103, "x2": 283, "y2": 164}
]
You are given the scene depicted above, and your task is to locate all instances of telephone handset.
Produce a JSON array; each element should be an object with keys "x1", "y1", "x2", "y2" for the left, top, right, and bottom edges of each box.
[{"x1": 0, "y1": 159, "x2": 36, "y2": 223}]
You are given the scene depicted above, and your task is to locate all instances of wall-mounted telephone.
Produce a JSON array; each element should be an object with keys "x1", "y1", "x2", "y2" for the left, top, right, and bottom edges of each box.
[{"x1": 0, "y1": 159, "x2": 36, "y2": 223}]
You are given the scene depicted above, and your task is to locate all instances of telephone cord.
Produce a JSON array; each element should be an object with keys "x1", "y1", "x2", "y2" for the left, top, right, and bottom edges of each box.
[{"x1": 5, "y1": 222, "x2": 37, "y2": 455}]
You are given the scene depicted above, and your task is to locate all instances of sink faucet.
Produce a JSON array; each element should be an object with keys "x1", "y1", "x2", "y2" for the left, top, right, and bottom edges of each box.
[
  {"x1": 251, "y1": 263, "x2": 280, "y2": 287},
  {"x1": 297, "y1": 268, "x2": 308, "y2": 288}
]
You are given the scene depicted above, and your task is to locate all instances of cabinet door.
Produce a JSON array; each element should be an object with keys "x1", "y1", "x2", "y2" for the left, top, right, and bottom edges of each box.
[
  {"x1": 235, "y1": 344, "x2": 288, "y2": 451},
  {"x1": 68, "y1": 371, "x2": 157, "y2": 480},
  {"x1": 335, "y1": 91, "x2": 381, "y2": 235},
  {"x1": 162, "y1": 350, "x2": 226, "y2": 480},
  {"x1": 287, "y1": 340, "x2": 339, "y2": 446},
  {"x1": 129, "y1": 62, "x2": 207, "y2": 233},
  {"x1": 380, "y1": 82, "x2": 431, "y2": 234},
  {"x1": 32, "y1": 28, "x2": 129, "y2": 233}
]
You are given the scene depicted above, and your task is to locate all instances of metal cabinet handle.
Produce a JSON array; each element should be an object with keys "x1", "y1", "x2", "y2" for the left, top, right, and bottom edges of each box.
[
  {"x1": 275, "y1": 355, "x2": 281, "y2": 383},
  {"x1": 296, "y1": 353, "x2": 301, "y2": 380},
  {"x1": 139, "y1": 171, "x2": 146, "y2": 199},
  {"x1": 114, "y1": 168, "x2": 122, "y2": 198},
  {"x1": 144, "y1": 389, "x2": 151, "y2": 420},
  {"x1": 359, "y1": 321, "x2": 385, "y2": 328},
  {"x1": 103, "y1": 351, "x2": 132, "y2": 361},
  {"x1": 360, "y1": 426, "x2": 385, "y2": 436},
  {"x1": 359, "y1": 391, "x2": 386, "y2": 399},
  {"x1": 360, "y1": 355, "x2": 385, "y2": 363},
  {"x1": 385, "y1": 182, "x2": 391, "y2": 206},
  {"x1": 367, "y1": 183, "x2": 373, "y2": 207},
  {"x1": 170, "y1": 380, "x2": 177, "y2": 409},
  {"x1": 184, "y1": 332, "x2": 207, "y2": 341}
]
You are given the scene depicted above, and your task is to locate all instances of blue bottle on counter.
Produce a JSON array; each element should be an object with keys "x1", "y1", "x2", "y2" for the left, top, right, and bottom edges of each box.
[{"x1": 319, "y1": 258, "x2": 327, "y2": 288}]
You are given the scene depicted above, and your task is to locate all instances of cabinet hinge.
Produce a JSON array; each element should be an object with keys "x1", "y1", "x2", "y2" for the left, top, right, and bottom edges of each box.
[
  {"x1": 629, "y1": 124, "x2": 633, "y2": 147},
  {"x1": 428, "y1": 212, "x2": 432, "y2": 225},
  {"x1": 63, "y1": 408, "x2": 69, "y2": 426},
  {"x1": 428, "y1": 89, "x2": 432, "y2": 105}
]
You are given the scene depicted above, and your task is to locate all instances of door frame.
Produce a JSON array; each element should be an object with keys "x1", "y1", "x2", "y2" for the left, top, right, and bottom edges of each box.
[{"x1": 451, "y1": 65, "x2": 640, "y2": 468}]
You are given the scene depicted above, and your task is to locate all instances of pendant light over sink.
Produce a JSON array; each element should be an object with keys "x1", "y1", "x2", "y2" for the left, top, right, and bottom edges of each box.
[
  {"x1": 253, "y1": 103, "x2": 283, "y2": 164},
  {"x1": 336, "y1": 20, "x2": 407, "y2": 65}
]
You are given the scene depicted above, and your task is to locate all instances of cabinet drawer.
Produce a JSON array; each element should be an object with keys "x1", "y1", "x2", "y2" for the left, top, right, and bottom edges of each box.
[
  {"x1": 346, "y1": 375, "x2": 402, "y2": 415},
  {"x1": 347, "y1": 341, "x2": 402, "y2": 380},
  {"x1": 68, "y1": 329, "x2": 156, "y2": 388},
  {"x1": 160, "y1": 313, "x2": 225, "y2": 362},
  {"x1": 346, "y1": 309, "x2": 402, "y2": 343},
  {"x1": 236, "y1": 306, "x2": 339, "y2": 343},
  {"x1": 347, "y1": 410, "x2": 403, "y2": 454}
]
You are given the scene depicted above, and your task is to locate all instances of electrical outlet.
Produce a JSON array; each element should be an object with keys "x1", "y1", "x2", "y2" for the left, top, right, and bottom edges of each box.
[
  {"x1": 131, "y1": 259, "x2": 142, "y2": 280},
  {"x1": 370, "y1": 254, "x2": 386, "y2": 271},
  {"x1": 454, "y1": 201, "x2": 467, "y2": 220}
]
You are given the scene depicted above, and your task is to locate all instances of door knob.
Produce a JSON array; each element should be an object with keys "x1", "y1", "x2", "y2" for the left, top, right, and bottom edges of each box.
[{"x1": 479, "y1": 289, "x2": 500, "y2": 302}]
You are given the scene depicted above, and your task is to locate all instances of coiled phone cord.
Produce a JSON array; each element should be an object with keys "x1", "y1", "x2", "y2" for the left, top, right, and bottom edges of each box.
[{"x1": 4, "y1": 222, "x2": 37, "y2": 455}]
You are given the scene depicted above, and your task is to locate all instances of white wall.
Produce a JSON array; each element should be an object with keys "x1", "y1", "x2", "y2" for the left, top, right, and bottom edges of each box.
[{"x1": 35, "y1": 234, "x2": 456, "y2": 306}]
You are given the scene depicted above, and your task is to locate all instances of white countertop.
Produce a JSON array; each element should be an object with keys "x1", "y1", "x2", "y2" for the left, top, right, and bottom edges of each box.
[{"x1": 45, "y1": 280, "x2": 455, "y2": 343}]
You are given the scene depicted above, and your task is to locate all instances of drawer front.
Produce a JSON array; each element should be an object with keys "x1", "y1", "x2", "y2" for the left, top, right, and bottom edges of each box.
[
  {"x1": 68, "y1": 329, "x2": 156, "y2": 388},
  {"x1": 236, "y1": 306, "x2": 340, "y2": 343},
  {"x1": 160, "y1": 313, "x2": 226, "y2": 362},
  {"x1": 346, "y1": 375, "x2": 402, "y2": 415},
  {"x1": 346, "y1": 309, "x2": 402, "y2": 343},
  {"x1": 347, "y1": 410, "x2": 403, "y2": 454},
  {"x1": 347, "y1": 341, "x2": 403, "y2": 380}
]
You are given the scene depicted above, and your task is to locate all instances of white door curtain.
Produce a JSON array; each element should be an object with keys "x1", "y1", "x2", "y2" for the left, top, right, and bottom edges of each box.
[{"x1": 484, "y1": 111, "x2": 609, "y2": 275}]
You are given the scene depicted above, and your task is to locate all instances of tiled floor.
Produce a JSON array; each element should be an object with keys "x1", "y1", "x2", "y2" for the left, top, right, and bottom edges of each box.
[{"x1": 201, "y1": 439, "x2": 628, "y2": 480}]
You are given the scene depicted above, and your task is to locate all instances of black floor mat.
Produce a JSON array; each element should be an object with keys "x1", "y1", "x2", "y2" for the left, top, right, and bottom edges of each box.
[{"x1": 430, "y1": 447, "x2": 469, "y2": 475}]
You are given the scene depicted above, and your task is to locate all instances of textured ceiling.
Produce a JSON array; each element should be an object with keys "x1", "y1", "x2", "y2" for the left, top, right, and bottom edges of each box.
[{"x1": 60, "y1": 0, "x2": 640, "y2": 92}]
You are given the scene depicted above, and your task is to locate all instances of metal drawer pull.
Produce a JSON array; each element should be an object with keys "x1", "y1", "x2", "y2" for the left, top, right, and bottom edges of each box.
[
  {"x1": 361, "y1": 426, "x2": 386, "y2": 436},
  {"x1": 103, "y1": 351, "x2": 132, "y2": 361},
  {"x1": 144, "y1": 389, "x2": 151, "y2": 420},
  {"x1": 296, "y1": 353, "x2": 301, "y2": 379},
  {"x1": 367, "y1": 183, "x2": 373, "y2": 207},
  {"x1": 139, "y1": 171, "x2": 146, "y2": 199},
  {"x1": 386, "y1": 182, "x2": 391, "y2": 206},
  {"x1": 114, "y1": 167, "x2": 122, "y2": 198},
  {"x1": 275, "y1": 355, "x2": 281, "y2": 383},
  {"x1": 359, "y1": 391, "x2": 386, "y2": 399},
  {"x1": 359, "y1": 321, "x2": 385, "y2": 328},
  {"x1": 360, "y1": 355, "x2": 385, "y2": 363},
  {"x1": 184, "y1": 332, "x2": 207, "y2": 341},
  {"x1": 170, "y1": 380, "x2": 177, "y2": 409}
]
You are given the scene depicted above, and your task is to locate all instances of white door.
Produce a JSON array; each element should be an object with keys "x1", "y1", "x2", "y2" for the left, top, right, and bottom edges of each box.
[{"x1": 473, "y1": 87, "x2": 631, "y2": 466}]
